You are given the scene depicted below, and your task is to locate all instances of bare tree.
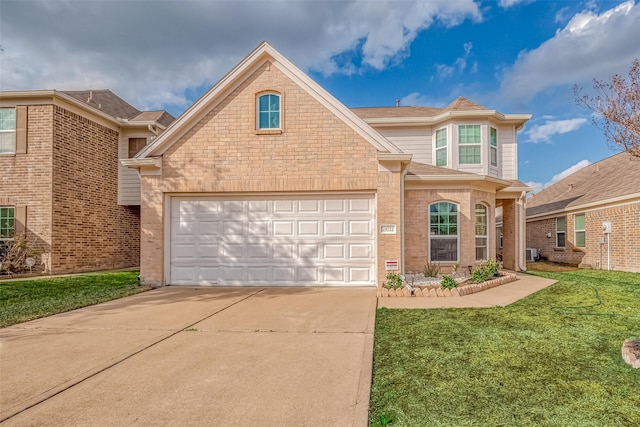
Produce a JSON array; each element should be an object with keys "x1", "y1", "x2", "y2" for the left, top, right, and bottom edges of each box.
[{"x1": 575, "y1": 59, "x2": 640, "y2": 157}]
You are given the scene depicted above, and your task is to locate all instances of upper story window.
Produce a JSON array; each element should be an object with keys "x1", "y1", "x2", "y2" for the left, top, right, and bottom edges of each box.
[
  {"x1": 475, "y1": 204, "x2": 488, "y2": 261},
  {"x1": 258, "y1": 93, "x2": 281, "y2": 130},
  {"x1": 0, "y1": 207, "x2": 15, "y2": 241},
  {"x1": 435, "y1": 128, "x2": 447, "y2": 167},
  {"x1": 556, "y1": 216, "x2": 566, "y2": 247},
  {"x1": 490, "y1": 127, "x2": 498, "y2": 167},
  {"x1": 458, "y1": 125, "x2": 481, "y2": 164},
  {"x1": 0, "y1": 108, "x2": 16, "y2": 154},
  {"x1": 574, "y1": 214, "x2": 585, "y2": 247},
  {"x1": 429, "y1": 202, "x2": 458, "y2": 262}
]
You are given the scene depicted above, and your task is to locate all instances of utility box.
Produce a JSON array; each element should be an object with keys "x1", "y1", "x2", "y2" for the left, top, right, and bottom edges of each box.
[{"x1": 602, "y1": 221, "x2": 612, "y2": 234}]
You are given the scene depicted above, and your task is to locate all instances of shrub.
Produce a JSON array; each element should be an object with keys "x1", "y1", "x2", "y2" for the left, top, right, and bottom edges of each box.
[
  {"x1": 440, "y1": 275, "x2": 457, "y2": 289},
  {"x1": 384, "y1": 272, "x2": 404, "y2": 289},
  {"x1": 0, "y1": 234, "x2": 39, "y2": 274},
  {"x1": 472, "y1": 267, "x2": 490, "y2": 283},
  {"x1": 485, "y1": 258, "x2": 499, "y2": 277},
  {"x1": 423, "y1": 260, "x2": 441, "y2": 278}
]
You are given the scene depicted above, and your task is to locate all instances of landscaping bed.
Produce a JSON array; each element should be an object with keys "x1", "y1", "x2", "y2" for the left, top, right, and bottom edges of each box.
[{"x1": 380, "y1": 272, "x2": 517, "y2": 297}]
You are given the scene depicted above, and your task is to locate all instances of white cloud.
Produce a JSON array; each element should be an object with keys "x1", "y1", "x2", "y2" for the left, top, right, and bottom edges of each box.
[
  {"x1": 500, "y1": 0, "x2": 640, "y2": 102},
  {"x1": 526, "y1": 159, "x2": 591, "y2": 194},
  {"x1": 525, "y1": 118, "x2": 588, "y2": 143},
  {"x1": 498, "y1": 0, "x2": 532, "y2": 8},
  {"x1": 434, "y1": 42, "x2": 477, "y2": 80},
  {"x1": 399, "y1": 92, "x2": 444, "y2": 107},
  {"x1": 0, "y1": 0, "x2": 481, "y2": 112}
]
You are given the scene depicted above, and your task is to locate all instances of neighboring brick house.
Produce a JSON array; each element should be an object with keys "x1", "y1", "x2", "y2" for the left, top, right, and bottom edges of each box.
[
  {"x1": 0, "y1": 89, "x2": 174, "y2": 274},
  {"x1": 526, "y1": 152, "x2": 640, "y2": 272},
  {"x1": 124, "y1": 42, "x2": 531, "y2": 289}
]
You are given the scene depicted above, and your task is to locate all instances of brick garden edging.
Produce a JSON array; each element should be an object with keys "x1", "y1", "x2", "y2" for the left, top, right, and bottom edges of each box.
[
  {"x1": 379, "y1": 272, "x2": 518, "y2": 297},
  {"x1": 622, "y1": 340, "x2": 640, "y2": 368}
]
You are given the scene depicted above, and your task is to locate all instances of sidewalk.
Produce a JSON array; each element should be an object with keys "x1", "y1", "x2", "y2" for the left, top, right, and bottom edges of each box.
[{"x1": 377, "y1": 272, "x2": 557, "y2": 309}]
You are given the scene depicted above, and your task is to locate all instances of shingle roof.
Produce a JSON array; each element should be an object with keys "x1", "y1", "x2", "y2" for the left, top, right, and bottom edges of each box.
[
  {"x1": 408, "y1": 162, "x2": 478, "y2": 176},
  {"x1": 350, "y1": 96, "x2": 489, "y2": 119},
  {"x1": 62, "y1": 89, "x2": 141, "y2": 120},
  {"x1": 62, "y1": 89, "x2": 175, "y2": 127},
  {"x1": 526, "y1": 152, "x2": 640, "y2": 217},
  {"x1": 131, "y1": 111, "x2": 176, "y2": 127},
  {"x1": 443, "y1": 96, "x2": 488, "y2": 112}
]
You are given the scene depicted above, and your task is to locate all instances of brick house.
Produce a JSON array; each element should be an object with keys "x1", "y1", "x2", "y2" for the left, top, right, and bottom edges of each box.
[
  {"x1": 0, "y1": 89, "x2": 174, "y2": 274},
  {"x1": 124, "y1": 42, "x2": 531, "y2": 289},
  {"x1": 526, "y1": 152, "x2": 640, "y2": 272}
]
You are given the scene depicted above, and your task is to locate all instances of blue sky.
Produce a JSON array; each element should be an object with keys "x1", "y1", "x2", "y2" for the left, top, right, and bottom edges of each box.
[{"x1": 2, "y1": 0, "x2": 639, "y2": 192}]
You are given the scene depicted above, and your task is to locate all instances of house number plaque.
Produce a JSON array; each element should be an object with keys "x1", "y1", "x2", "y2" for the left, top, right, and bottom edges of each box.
[{"x1": 380, "y1": 224, "x2": 397, "y2": 234}]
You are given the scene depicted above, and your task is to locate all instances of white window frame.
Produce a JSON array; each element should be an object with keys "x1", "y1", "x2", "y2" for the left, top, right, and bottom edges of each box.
[
  {"x1": 574, "y1": 213, "x2": 586, "y2": 248},
  {"x1": 0, "y1": 206, "x2": 15, "y2": 241},
  {"x1": 475, "y1": 204, "x2": 488, "y2": 261},
  {"x1": 434, "y1": 127, "x2": 447, "y2": 167},
  {"x1": 257, "y1": 93, "x2": 281, "y2": 130},
  {"x1": 490, "y1": 127, "x2": 498, "y2": 167},
  {"x1": 556, "y1": 216, "x2": 566, "y2": 248},
  {"x1": 429, "y1": 201, "x2": 459, "y2": 262},
  {"x1": 458, "y1": 124, "x2": 481, "y2": 165},
  {"x1": 0, "y1": 108, "x2": 16, "y2": 154}
]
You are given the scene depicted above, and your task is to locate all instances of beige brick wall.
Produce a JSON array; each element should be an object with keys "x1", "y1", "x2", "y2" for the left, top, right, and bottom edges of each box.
[
  {"x1": 140, "y1": 62, "x2": 384, "y2": 285},
  {"x1": 376, "y1": 167, "x2": 404, "y2": 288},
  {"x1": 404, "y1": 188, "x2": 496, "y2": 273},
  {"x1": 0, "y1": 105, "x2": 54, "y2": 271},
  {"x1": 527, "y1": 201, "x2": 640, "y2": 272},
  {"x1": 50, "y1": 106, "x2": 140, "y2": 273}
]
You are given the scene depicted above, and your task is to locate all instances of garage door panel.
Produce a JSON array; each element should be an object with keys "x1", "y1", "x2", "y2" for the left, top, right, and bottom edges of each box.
[{"x1": 170, "y1": 196, "x2": 375, "y2": 286}]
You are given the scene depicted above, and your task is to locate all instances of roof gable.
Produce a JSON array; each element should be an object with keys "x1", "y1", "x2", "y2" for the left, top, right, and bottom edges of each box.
[
  {"x1": 137, "y1": 42, "x2": 402, "y2": 158},
  {"x1": 527, "y1": 152, "x2": 640, "y2": 217}
]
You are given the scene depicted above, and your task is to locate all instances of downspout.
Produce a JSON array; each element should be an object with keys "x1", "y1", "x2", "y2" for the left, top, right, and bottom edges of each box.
[
  {"x1": 400, "y1": 161, "x2": 411, "y2": 274},
  {"x1": 518, "y1": 191, "x2": 527, "y2": 272}
]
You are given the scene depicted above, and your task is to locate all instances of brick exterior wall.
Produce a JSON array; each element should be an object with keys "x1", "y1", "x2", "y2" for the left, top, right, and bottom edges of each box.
[
  {"x1": 140, "y1": 62, "x2": 384, "y2": 285},
  {"x1": 0, "y1": 105, "x2": 54, "y2": 270},
  {"x1": 50, "y1": 106, "x2": 140, "y2": 273},
  {"x1": 527, "y1": 201, "x2": 640, "y2": 272},
  {"x1": 404, "y1": 188, "x2": 497, "y2": 273}
]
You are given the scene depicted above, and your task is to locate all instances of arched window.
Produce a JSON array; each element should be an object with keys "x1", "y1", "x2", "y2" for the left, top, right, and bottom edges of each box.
[
  {"x1": 257, "y1": 93, "x2": 280, "y2": 129},
  {"x1": 429, "y1": 202, "x2": 458, "y2": 262},
  {"x1": 475, "y1": 204, "x2": 488, "y2": 261}
]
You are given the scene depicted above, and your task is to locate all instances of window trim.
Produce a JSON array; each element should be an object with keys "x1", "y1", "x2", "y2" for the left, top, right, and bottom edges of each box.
[
  {"x1": 574, "y1": 213, "x2": 586, "y2": 248},
  {"x1": 0, "y1": 108, "x2": 16, "y2": 155},
  {"x1": 434, "y1": 127, "x2": 448, "y2": 167},
  {"x1": 428, "y1": 201, "x2": 459, "y2": 263},
  {"x1": 0, "y1": 206, "x2": 15, "y2": 241},
  {"x1": 256, "y1": 92, "x2": 282, "y2": 132},
  {"x1": 458, "y1": 124, "x2": 482, "y2": 165},
  {"x1": 475, "y1": 204, "x2": 488, "y2": 261},
  {"x1": 556, "y1": 216, "x2": 566, "y2": 248},
  {"x1": 490, "y1": 127, "x2": 498, "y2": 167}
]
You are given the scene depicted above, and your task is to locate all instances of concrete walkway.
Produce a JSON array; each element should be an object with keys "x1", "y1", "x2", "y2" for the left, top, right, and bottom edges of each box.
[
  {"x1": 377, "y1": 272, "x2": 557, "y2": 309},
  {"x1": 1, "y1": 286, "x2": 376, "y2": 426}
]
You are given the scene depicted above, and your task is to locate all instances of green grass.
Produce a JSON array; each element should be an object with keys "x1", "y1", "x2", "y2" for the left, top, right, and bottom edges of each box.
[
  {"x1": 0, "y1": 271, "x2": 149, "y2": 327},
  {"x1": 370, "y1": 270, "x2": 640, "y2": 426}
]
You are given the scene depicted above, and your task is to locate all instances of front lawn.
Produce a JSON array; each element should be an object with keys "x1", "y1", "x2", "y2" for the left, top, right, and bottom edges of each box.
[
  {"x1": 370, "y1": 270, "x2": 640, "y2": 426},
  {"x1": 0, "y1": 271, "x2": 148, "y2": 327}
]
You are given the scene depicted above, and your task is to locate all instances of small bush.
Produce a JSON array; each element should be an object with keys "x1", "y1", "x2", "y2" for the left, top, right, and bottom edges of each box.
[
  {"x1": 440, "y1": 275, "x2": 457, "y2": 289},
  {"x1": 472, "y1": 267, "x2": 490, "y2": 283},
  {"x1": 485, "y1": 258, "x2": 499, "y2": 276},
  {"x1": 423, "y1": 260, "x2": 441, "y2": 278},
  {"x1": 0, "y1": 234, "x2": 39, "y2": 274},
  {"x1": 384, "y1": 272, "x2": 404, "y2": 289}
]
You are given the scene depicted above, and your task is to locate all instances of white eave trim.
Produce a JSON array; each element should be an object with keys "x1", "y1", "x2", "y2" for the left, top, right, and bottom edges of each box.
[
  {"x1": 377, "y1": 153, "x2": 412, "y2": 162},
  {"x1": 406, "y1": 174, "x2": 511, "y2": 188},
  {"x1": 120, "y1": 157, "x2": 162, "y2": 175},
  {"x1": 362, "y1": 112, "x2": 532, "y2": 128}
]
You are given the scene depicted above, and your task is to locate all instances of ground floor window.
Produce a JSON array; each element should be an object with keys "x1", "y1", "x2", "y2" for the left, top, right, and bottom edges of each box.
[
  {"x1": 556, "y1": 216, "x2": 566, "y2": 247},
  {"x1": 0, "y1": 207, "x2": 15, "y2": 241},
  {"x1": 429, "y1": 202, "x2": 458, "y2": 262},
  {"x1": 475, "y1": 204, "x2": 488, "y2": 261},
  {"x1": 574, "y1": 214, "x2": 585, "y2": 247}
]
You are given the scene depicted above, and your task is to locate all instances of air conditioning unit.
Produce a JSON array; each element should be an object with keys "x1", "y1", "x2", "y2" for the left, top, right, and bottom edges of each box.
[{"x1": 526, "y1": 248, "x2": 539, "y2": 262}]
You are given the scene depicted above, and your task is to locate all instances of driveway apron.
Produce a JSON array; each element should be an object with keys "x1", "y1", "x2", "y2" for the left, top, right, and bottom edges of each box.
[{"x1": 0, "y1": 286, "x2": 376, "y2": 426}]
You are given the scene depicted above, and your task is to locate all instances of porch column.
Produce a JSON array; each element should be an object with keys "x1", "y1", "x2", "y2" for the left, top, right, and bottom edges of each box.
[{"x1": 502, "y1": 199, "x2": 517, "y2": 270}]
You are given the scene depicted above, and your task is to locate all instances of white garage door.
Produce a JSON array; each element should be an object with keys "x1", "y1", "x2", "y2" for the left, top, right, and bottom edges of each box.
[{"x1": 169, "y1": 195, "x2": 376, "y2": 286}]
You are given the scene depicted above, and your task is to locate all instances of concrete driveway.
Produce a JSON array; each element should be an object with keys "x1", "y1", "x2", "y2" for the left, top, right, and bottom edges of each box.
[{"x1": 0, "y1": 286, "x2": 376, "y2": 426}]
